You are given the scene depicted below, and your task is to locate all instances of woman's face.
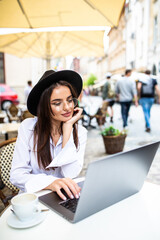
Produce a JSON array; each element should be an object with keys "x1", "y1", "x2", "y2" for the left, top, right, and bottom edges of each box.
[{"x1": 50, "y1": 85, "x2": 75, "y2": 122}]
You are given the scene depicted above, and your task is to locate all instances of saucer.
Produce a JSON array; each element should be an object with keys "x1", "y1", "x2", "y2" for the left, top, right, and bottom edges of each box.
[{"x1": 7, "y1": 211, "x2": 47, "y2": 229}]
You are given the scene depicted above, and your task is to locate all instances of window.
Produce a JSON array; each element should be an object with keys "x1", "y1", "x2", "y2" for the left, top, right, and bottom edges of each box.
[
  {"x1": 152, "y1": 64, "x2": 157, "y2": 75},
  {"x1": 130, "y1": 61, "x2": 135, "y2": 69},
  {"x1": 159, "y1": 62, "x2": 160, "y2": 72},
  {"x1": 153, "y1": 16, "x2": 158, "y2": 46},
  {"x1": 0, "y1": 53, "x2": 5, "y2": 83}
]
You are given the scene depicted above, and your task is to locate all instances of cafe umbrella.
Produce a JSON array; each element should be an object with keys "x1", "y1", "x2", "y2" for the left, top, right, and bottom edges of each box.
[
  {"x1": 0, "y1": 0, "x2": 125, "y2": 28},
  {"x1": 0, "y1": 29, "x2": 106, "y2": 68}
]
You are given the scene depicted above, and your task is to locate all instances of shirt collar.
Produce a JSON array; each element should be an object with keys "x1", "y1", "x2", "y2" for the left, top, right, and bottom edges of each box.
[{"x1": 50, "y1": 135, "x2": 63, "y2": 147}]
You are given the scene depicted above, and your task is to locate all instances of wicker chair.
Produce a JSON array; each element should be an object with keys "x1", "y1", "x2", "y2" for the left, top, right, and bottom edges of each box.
[
  {"x1": 6, "y1": 104, "x2": 21, "y2": 123},
  {"x1": 0, "y1": 138, "x2": 19, "y2": 208},
  {"x1": 90, "y1": 102, "x2": 109, "y2": 126},
  {"x1": 21, "y1": 110, "x2": 34, "y2": 121}
]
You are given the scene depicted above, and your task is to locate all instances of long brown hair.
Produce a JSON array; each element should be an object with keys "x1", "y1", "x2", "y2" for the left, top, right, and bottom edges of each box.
[{"x1": 34, "y1": 81, "x2": 79, "y2": 170}]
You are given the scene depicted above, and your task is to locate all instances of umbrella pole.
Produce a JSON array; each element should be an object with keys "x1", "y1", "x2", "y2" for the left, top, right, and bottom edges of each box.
[{"x1": 46, "y1": 58, "x2": 51, "y2": 70}]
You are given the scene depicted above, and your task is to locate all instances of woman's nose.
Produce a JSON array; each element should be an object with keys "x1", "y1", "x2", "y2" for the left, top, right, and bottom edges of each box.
[{"x1": 63, "y1": 101, "x2": 70, "y2": 110}]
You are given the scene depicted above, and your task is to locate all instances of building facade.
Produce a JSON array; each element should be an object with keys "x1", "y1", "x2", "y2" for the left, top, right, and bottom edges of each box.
[
  {"x1": 107, "y1": 7, "x2": 126, "y2": 75},
  {"x1": 107, "y1": 0, "x2": 160, "y2": 79}
]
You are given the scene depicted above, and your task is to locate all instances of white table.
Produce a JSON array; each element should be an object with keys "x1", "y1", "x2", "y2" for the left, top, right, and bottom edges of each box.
[
  {"x1": 0, "y1": 122, "x2": 20, "y2": 140},
  {"x1": 0, "y1": 182, "x2": 160, "y2": 240}
]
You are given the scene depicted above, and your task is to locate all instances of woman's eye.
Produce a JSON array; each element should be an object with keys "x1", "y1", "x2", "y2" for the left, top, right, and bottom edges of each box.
[
  {"x1": 68, "y1": 99, "x2": 73, "y2": 103},
  {"x1": 53, "y1": 102, "x2": 61, "y2": 106}
]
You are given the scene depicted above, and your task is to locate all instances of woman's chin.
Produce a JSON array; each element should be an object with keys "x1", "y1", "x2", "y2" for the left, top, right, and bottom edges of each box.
[{"x1": 62, "y1": 114, "x2": 73, "y2": 122}]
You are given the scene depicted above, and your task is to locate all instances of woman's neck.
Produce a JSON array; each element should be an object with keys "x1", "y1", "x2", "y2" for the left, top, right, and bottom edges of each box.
[
  {"x1": 51, "y1": 125, "x2": 62, "y2": 146},
  {"x1": 51, "y1": 120, "x2": 62, "y2": 136}
]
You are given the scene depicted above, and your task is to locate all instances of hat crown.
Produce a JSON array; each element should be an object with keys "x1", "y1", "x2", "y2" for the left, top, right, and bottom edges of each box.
[{"x1": 39, "y1": 70, "x2": 56, "y2": 82}]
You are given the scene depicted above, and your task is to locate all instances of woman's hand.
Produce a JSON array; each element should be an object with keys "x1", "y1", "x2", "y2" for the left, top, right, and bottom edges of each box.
[
  {"x1": 65, "y1": 107, "x2": 83, "y2": 125},
  {"x1": 62, "y1": 107, "x2": 83, "y2": 148},
  {"x1": 45, "y1": 178, "x2": 81, "y2": 201}
]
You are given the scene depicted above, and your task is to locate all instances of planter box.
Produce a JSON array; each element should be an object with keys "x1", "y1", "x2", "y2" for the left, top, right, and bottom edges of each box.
[{"x1": 102, "y1": 134, "x2": 127, "y2": 154}]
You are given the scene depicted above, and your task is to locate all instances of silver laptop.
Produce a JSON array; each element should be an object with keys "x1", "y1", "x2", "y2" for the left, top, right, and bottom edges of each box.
[{"x1": 39, "y1": 141, "x2": 160, "y2": 223}]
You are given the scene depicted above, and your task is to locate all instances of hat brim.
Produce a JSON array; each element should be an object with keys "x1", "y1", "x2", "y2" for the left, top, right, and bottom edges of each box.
[{"x1": 27, "y1": 70, "x2": 82, "y2": 116}]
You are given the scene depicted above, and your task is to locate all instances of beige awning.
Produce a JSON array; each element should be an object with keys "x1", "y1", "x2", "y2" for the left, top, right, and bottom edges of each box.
[
  {"x1": 0, "y1": 30, "x2": 105, "y2": 58},
  {"x1": 0, "y1": 0, "x2": 125, "y2": 28}
]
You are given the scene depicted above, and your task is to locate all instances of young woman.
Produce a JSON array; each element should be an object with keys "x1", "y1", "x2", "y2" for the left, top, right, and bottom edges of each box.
[{"x1": 10, "y1": 70, "x2": 87, "y2": 201}]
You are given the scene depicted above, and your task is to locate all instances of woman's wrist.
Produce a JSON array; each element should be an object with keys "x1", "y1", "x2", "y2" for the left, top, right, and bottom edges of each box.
[
  {"x1": 62, "y1": 122, "x2": 73, "y2": 132},
  {"x1": 62, "y1": 123, "x2": 73, "y2": 148}
]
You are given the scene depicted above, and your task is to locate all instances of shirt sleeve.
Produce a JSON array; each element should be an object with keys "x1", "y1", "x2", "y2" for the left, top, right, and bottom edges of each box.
[
  {"x1": 153, "y1": 79, "x2": 158, "y2": 86},
  {"x1": 131, "y1": 80, "x2": 137, "y2": 96},
  {"x1": 46, "y1": 125, "x2": 88, "y2": 178},
  {"x1": 115, "y1": 82, "x2": 119, "y2": 94},
  {"x1": 102, "y1": 82, "x2": 108, "y2": 100},
  {"x1": 10, "y1": 120, "x2": 58, "y2": 193}
]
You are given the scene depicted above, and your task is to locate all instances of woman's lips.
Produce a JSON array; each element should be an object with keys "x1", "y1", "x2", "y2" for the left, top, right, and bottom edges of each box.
[{"x1": 62, "y1": 112, "x2": 71, "y2": 117}]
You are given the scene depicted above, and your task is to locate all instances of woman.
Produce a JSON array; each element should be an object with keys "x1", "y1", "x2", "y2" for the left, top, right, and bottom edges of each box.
[{"x1": 10, "y1": 70, "x2": 87, "y2": 201}]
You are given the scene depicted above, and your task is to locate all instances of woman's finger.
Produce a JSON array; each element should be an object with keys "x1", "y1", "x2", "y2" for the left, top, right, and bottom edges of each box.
[
  {"x1": 63, "y1": 178, "x2": 80, "y2": 198},
  {"x1": 68, "y1": 178, "x2": 81, "y2": 194},
  {"x1": 54, "y1": 183, "x2": 71, "y2": 200}
]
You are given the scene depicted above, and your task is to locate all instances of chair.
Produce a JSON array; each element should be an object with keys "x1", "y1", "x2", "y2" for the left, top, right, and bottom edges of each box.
[
  {"x1": 20, "y1": 110, "x2": 34, "y2": 121},
  {"x1": 0, "y1": 138, "x2": 19, "y2": 208},
  {"x1": 6, "y1": 103, "x2": 21, "y2": 123},
  {"x1": 95, "y1": 101, "x2": 108, "y2": 126},
  {"x1": 87, "y1": 102, "x2": 109, "y2": 127}
]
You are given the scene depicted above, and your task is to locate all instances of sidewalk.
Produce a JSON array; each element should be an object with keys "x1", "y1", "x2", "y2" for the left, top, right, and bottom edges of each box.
[{"x1": 80, "y1": 97, "x2": 160, "y2": 186}]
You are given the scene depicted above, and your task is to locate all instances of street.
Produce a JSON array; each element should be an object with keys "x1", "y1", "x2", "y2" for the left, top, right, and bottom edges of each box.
[{"x1": 81, "y1": 96, "x2": 160, "y2": 185}]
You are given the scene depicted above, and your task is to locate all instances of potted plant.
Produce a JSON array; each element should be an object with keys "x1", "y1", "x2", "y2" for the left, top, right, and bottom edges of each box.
[{"x1": 100, "y1": 126, "x2": 127, "y2": 154}]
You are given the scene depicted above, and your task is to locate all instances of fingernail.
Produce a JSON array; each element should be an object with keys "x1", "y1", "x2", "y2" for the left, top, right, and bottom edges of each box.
[
  {"x1": 63, "y1": 196, "x2": 67, "y2": 201},
  {"x1": 70, "y1": 194, "x2": 74, "y2": 199},
  {"x1": 79, "y1": 192, "x2": 81, "y2": 196},
  {"x1": 76, "y1": 194, "x2": 79, "y2": 199}
]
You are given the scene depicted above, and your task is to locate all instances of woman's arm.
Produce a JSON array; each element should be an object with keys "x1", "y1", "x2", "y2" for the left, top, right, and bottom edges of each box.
[
  {"x1": 62, "y1": 107, "x2": 83, "y2": 148},
  {"x1": 10, "y1": 119, "x2": 57, "y2": 193}
]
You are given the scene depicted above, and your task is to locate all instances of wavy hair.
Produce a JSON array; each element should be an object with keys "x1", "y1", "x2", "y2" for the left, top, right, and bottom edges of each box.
[{"x1": 34, "y1": 81, "x2": 79, "y2": 170}]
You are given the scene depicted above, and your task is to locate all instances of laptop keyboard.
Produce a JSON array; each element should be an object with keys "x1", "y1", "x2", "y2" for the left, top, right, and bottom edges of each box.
[{"x1": 60, "y1": 198, "x2": 79, "y2": 213}]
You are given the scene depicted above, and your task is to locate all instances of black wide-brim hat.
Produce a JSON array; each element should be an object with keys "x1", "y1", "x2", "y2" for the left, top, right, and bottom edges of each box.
[{"x1": 27, "y1": 69, "x2": 82, "y2": 116}]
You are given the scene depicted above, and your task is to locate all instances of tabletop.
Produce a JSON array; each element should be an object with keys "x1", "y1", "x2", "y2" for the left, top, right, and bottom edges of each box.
[
  {"x1": 0, "y1": 181, "x2": 160, "y2": 240},
  {"x1": 0, "y1": 111, "x2": 6, "y2": 118},
  {"x1": 0, "y1": 122, "x2": 20, "y2": 132}
]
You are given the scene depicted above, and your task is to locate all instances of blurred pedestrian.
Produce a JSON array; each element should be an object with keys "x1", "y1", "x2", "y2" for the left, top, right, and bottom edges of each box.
[
  {"x1": 78, "y1": 90, "x2": 96, "y2": 128},
  {"x1": 102, "y1": 72, "x2": 115, "y2": 123},
  {"x1": 24, "y1": 80, "x2": 32, "y2": 103},
  {"x1": 115, "y1": 69, "x2": 138, "y2": 129},
  {"x1": 137, "y1": 70, "x2": 160, "y2": 132}
]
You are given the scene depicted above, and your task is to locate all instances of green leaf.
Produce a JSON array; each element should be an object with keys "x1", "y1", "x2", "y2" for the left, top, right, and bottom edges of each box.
[{"x1": 100, "y1": 126, "x2": 124, "y2": 136}]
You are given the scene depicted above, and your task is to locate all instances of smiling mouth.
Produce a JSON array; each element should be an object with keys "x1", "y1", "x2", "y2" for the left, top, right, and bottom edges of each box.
[{"x1": 62, "y1": 112, "x2": 71, "y2": 117}]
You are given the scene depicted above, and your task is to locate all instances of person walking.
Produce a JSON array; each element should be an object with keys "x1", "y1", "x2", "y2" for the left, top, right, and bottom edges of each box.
[
  {"x1": 115, "y1": 69, "x2": 138, "y2": 129},
  {"x1": 137, "y1": 70, "x2": 160, "y2": 132},
  {"x1": 102, "y1": 72, "x2": 115, "y2": 123},
  {"x1": 24, "y1": 80, "x2": 32, "y2": 103}
]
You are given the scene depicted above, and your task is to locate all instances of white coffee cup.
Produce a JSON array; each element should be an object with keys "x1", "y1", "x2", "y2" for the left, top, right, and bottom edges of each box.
[{"x1": 11, "y1": 193, "x2": 39, "y2": 222}]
